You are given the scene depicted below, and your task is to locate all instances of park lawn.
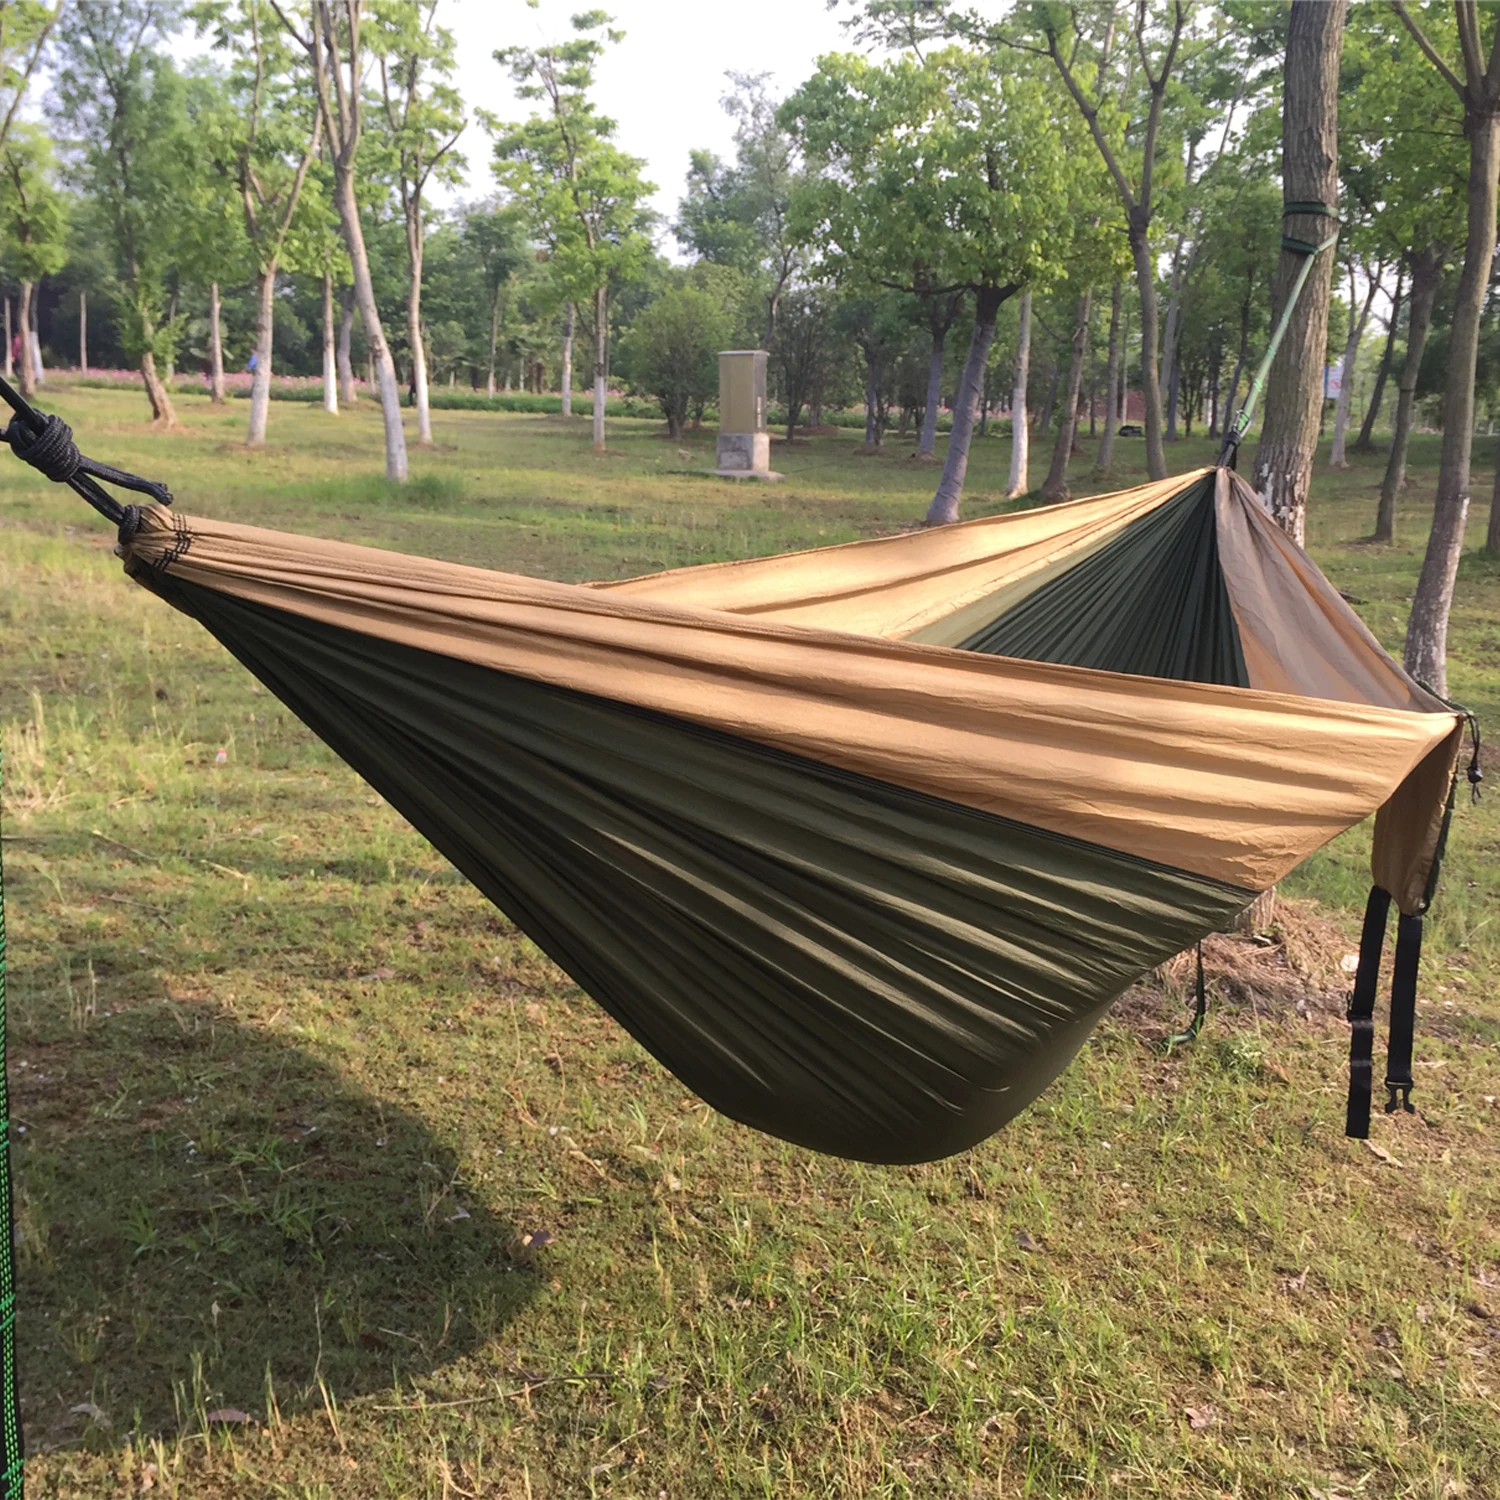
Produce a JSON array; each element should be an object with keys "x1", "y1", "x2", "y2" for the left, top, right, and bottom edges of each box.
[{"x1": 0, "y1": 386, "x2": 1496, "y2": 1500}]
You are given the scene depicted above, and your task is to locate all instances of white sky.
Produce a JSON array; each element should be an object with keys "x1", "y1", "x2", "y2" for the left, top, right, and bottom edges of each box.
[{"x1": 436, "y1": 0, "x2": 854, "y2": 246}]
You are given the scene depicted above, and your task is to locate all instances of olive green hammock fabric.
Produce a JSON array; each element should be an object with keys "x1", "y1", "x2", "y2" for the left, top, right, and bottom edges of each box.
[{"x1": 118, "y1": 467, "x2": 1465, "y2": 1163}]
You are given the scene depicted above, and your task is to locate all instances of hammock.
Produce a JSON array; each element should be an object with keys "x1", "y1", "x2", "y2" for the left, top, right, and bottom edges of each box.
[{"x1": 97, "y1": 465, "x2": 1467, "y2": 1166}]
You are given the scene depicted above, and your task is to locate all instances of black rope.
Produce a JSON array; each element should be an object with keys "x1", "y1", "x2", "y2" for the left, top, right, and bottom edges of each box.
[{"x1": 0, "y1": 372, "x2": 171, "y2": 526}]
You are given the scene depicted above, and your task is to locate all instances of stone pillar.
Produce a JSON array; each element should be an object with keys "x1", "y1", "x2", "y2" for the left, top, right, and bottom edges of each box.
[{"x1": 715, "y1": 350, "x2": 773, "y2": 477}]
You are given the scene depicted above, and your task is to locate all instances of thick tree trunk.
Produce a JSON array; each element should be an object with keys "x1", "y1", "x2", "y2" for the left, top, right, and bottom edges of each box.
[
  {"x1": 208, "y1": 281, "x2": 226, "y2": 404},
  {"x1": 1042, "y1": 289, "x2": 1093, "y2": 501},
  {"x1": 247, "y1": 265, "x2": 277, "y2": 447},
  {"x1": 334, "y1": 171, "x2": 406, "y2": 480},
  {"x1": 1250, "y1": 0, "x2": 1346, "y2": 546},
  {"x1": 1377, "y1": 250, "x2": 1440, "y2": 541},
  {"x1": 1094, "y1": 280, "x2": 1122, "y2": 476},
  {"x1": 322, "y1": 270, "x2": 338, "y2": 415},
  {"x1": 337, "y1": 286, "x2": 357, "y2": 406},
  {"x1": 140, "y1": 348, "x2": 176, "y2": 426},
  {"x1": 1006, "y1": 290, "x2": 1032, "y2": 497},
  {"x1": 78, "y1": 289, "x2": 87, "y2": 375},
  {"x1": 16, "y1": 281, "x2": 33, "y2": 399},
  {"x1": 925, "y1": 284, "x2": 1007, "y2": 526},
  {"x1": 561, "y1": 301, "x2": 574, "y2": 416},
  {"x1": 487, "y1": 288, "x2": 501, "y2": 398},
  {"x1": 1129, "y1": 219, "x2": 1168, "y2": 481},
  {"x1": 1405, "y1": 110, "x2": 1500, "y2": 694},
  {"x1": 1353, "y1": 269, "x2": 1403, "y2": 452},
  {"x1": 592, "y1": 284, "x2": 607, "y2": 453}
]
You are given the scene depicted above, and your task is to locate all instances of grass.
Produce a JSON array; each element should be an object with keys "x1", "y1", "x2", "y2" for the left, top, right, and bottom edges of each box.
[{"x1": 1, "y1": 386, "x2": 1497, "y2": 1498}]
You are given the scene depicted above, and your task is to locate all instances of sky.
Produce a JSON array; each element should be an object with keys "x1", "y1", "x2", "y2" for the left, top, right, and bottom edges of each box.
[{"x1": 435, "y1": 0, "x2": 854, "y2": 245}]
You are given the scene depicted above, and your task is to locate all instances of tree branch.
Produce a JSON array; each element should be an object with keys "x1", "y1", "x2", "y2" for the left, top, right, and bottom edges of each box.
[{"x1": 1391, "y1": 0, "x2": 1466, "y2": 97}]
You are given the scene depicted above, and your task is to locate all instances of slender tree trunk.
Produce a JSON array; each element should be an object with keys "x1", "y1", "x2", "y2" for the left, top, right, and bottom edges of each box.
[
  {"x1": 30, "y1": 283, "x2": 43, "y2": 385},
  {"x1": 1330, "y1": 268, "x2": 1378, "y2": 467},
  {"x1": 1221, "y1": 305, "x2": 1250, "y2": 435},
  {"x1": 561, "y1": 301, "x2": 574, "y2": 416},
  {"x1": 1378, "y1": 249, "x2": 1441, "y2": 541},
  {"x1": 322, "y1": 269, "x2": 338, "y2": 415},
  {"x1": 332, "y1": 170, "x2": 406, "y2": 480},
  {"x1": 78, "y1": 288, "x2": 86, "y2": 374},
  {"x1": 864, "y1": 348, "x2": 884, "y2": 448},
  {"x1": 1094, "y1": 280, "x2": 1122, "y2": 476},
  {"x1": 161, "y1": 283, "x2": 175, "y2": 385},
  {"x1": 208, "y1": 281, "x2": 226, "y2": 404},
  {"x1": 1043, "y1": 289, "x2": 1093, "y2": 500},
  {"x1": 337, "y1": 286, "x2": 357, "y2": 405},
  {"x1": 1488, "y1": 436, "x2": 1500, "y2": 551},
  {"x1": 4, "y1": 297, "x2": 12, "y2": 379},
  {"x1": 487, "y1": 285, "x2": 500, "y2": 398},
  {"x1": 1129, "y1": 218, "x2": 1168, "y2": 481},
  {"x1": 408, "y1": 247, "x2": 432, "y2": 445},
  {"x1": 140, "y1": 347, "x2": 176, "y2": 426},
  {"x1": 1405, "y1": 110, "x2": 1500, "y2": 693},
  {"x1": 15, "y1": 281, "x2": 33, "y2": 399},
  {"x1": 1037, "y1": 363, "x2": 1062, "y2": 437},
  {"x1": 1006, "y1": 290, "x2": 1032, "y2": 497},
  {"x1": 247, "y1": 265, "x2": 277, "y2": 446},
  {"x1": 918, "y1": 331, "x2": 945, "y2": 457},
  {"x1": 592, "y1": 283, "x2": 607, "y2": 453},
  {"x1": 1250, "y1": 0, "x2": 1346, "y2": 546},
  {"x1": 925, "y1": 284, "x2": 1007, "y2": 526},
  {"x1": 1353, "y1": 269, "x2": 1403, "y2": 452}
]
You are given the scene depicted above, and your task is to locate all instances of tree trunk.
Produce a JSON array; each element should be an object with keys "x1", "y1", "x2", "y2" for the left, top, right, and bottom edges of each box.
[
  {"x1": 925, "y1": 284, "x2": 1007, "y2": 526},
  {"x1": 247, "y1": 264, "x2": 277, "y2": 447},
  {"x1": 15, "y1": 281, "x2": 33, "y2": 399},
  {"x1": 1405, "y1": 109, "x2": 1500, "y2": 694},
  {"x1": 408, "y1": 250, "x2": 432, "y2": 445},
  {"x1": 333, "y1": 169, "x2": 407, "y2": 481},
  {"x1": 1221, "y1": 304, "x2": 1250, "y2": 435},
  {"x1": 208, "y1": 281, "x2": 226, "y2": 404},
  {"x1": 1378, "y1": 249, "x2": 1441, "y2": 541},
  {"x1": 337, "y1": 286, "x2": 357, "y2": 406},
  {"x1": 1129, "y1": 217, "x2": 1168, "y2": 481},
  {"x1": 140, "y1": 347, "x2": 176, "y2": 426},
  {"x1": 918, "y1": 331, "x2": 945, "y2": 457},
  {"x1": 1250, "y1": 0, "x2": 1346, "y2": 546},
  {"x1": 487, "y1": 284, "x2": 500, "y2": 398},
  {"x1": 592, "y1": 284, "x2": 607, "y2": 453},
  {"x1": 160, "y1": 283, "x2": 174, "y2": 386},
  {"x1": 322, "y1": 270, "x2": 338, "y2": 415},
  {"x1": 1094, "y1": 280, "x2": 1122, "y2": 476},
  {"x1": 1488, "y1": 436, "x2": 1500, "y2": 551},
  {"x1": 1042, "y1": 289, "x2": 1093, "y2": 501},
  {"x1": 1006, "y1": 290, "x2": 1033, "y2": 497},
  {"x1": 561, "y1": 301, "x2": 574, "y2": 417},
  {"x1": 1037, "y1": 362, "x2": 1062, "y2": 438},
  {"x1": 4, "y1": 297, "x2": 12, "y2": 379},
  {"x1": 1330, "y1": 267, "x2": 1378, "y2": 467},
  {"x1": 78, "y1": 289, "x2": 87, "y2": 375},
  {"x1": 1353, "y1": 269, "x2": 1403, "y2": 452},
  {"x1": 864, "y1": 349, "x2": 884, "y2": 448}
]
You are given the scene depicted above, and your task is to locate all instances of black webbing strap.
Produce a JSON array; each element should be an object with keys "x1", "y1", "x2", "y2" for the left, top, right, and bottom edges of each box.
[
  {"x1": 1282, "y1": 201, "x2": 1342, "y2": 255},
  {"x1": 1385, "y1": 912, "x2": 1423, "y2": 1117},
  {"x1": 1345, "y1": 885, "x2": 1391, "y2": 1139}
]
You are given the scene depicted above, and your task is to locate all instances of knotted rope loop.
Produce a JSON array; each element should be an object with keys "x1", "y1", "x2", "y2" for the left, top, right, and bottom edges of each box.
[{"x1": 4, "y1": 411, "x2": 81, "y2": 485}]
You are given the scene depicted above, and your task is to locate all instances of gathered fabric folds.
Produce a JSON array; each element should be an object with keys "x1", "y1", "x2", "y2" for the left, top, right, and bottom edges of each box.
[{"x1": 119, "y1": 466, "x2": 1465, "y2": 1162}]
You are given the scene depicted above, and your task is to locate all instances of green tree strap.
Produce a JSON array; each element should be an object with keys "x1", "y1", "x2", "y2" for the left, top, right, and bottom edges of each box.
[
  {"x1": 1219, "y1": 228, "x2": 1341, "y2": 466},
  {"x1": 1163, "y1": 942, "x2": 1208, "y2": 1049},
  {"x1": 0, "y1": 753, "x2": 20, "y2": 1499}
]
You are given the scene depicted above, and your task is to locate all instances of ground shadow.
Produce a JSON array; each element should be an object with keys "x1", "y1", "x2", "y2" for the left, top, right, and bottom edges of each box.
[{"x1": 14, "y1": 993, "x2": 536, "y2": 1452}]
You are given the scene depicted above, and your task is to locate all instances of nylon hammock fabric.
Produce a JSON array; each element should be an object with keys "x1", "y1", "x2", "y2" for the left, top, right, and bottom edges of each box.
[{"x1": 108, "y1": 466, "x2": 1467, "y2": 1163}]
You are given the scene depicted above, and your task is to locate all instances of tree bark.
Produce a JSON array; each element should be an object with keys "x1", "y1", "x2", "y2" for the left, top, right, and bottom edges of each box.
[
  {"x1": 561, "y1": 301, "x2": 574, "y2": 416},
  {"x1": 247, "y1": 265, "x2": 276, "y2": 446},
  {"x1": 207, "y1": 281, "x2": 226, "y2": 403},
  {"x1": 337, "y1": 286, "x2": 357, "y2": 405},
  {"x1": 1250, "y1": 0, "x2": 1346, "y2": 547},
  {"x1": 1006, "y1": 290, "x2": 1032, "y2": 497},
  {"x1": 487, "y1": 283, "x2": 500, "y2": 398},
  {"x1": 4, "y1": 298, "x2": 11, "y2": 379},
  {"x1": 1094, "y1": 280, "x2": 1122, "y2": 476},
  {"x1": 140, "y1": 347, "x2": 175, "y2": 426},
  {"x1": 16, "y1": 280, "x2": 33, "y2": 399},
  {"x1": 333, "y1": 168, "x2": 407, "y2": 480},
  {"x1": 1377, "y1": 249, "x2": 1440, "y2": 540},
  {"x1": 322, "y1": 269, "x2": 338, "y2": 415},
  {"x1": 1329, "y1": 266, "x2": 1379, "y2": 467},
  {"x1": 1129, "y1": 218, "x2": 1169, "y2": 480},
  {"x1": 78, "y1": 289, "x2": 87, "y2": 375},
  {"x1": 592, "y1": 283, "x2": 607, "y2": 453},
  {"x1": 1353, "y1": 268, "x2": 1403, "y2": 452},
  {"x1": 1042, "y1": 289, "x2": 1093, "y2": 501},
  {"x1": 408, "y1": 246, "x2": 432, "y2": 445},
  {"x1": 925, "y1": 283, "x2": 1010, "y2": 526},
  {"x1": 1405, "y1": 108, "x2": 1500, "y2": 693},
  {"x1": 863, "y1": 347, "x2": 884, "y2": 448}
]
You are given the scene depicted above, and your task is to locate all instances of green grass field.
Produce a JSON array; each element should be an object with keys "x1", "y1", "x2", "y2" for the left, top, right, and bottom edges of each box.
[{"x1": 2, "y1": 387, "x2": 1496, "y2": 1499}]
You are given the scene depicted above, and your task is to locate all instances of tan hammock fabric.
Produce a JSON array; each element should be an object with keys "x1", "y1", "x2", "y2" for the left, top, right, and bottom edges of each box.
[{"x1": 122, "y1": 494, "x2": 1463, "y2": 907}]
